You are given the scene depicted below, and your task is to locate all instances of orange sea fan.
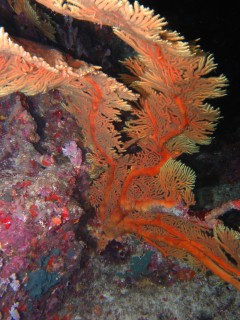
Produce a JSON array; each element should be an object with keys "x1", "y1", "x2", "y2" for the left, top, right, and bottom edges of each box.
[{"x1": 0, "y1": 0, "x2": 239, "y2": 290}]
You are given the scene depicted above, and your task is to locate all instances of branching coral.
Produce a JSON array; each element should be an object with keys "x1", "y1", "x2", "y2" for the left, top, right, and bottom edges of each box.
[{"x1": 1, "y1": 0, "x2": 240, "y2": 290}]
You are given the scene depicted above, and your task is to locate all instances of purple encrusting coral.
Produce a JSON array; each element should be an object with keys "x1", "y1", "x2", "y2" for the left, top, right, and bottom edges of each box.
[
  {"x1": 0, "y1": 93, "x2": 86, "y2": 319},
  {"x1": 62, "y1": 140, "x2": 84, "y2": 175}
]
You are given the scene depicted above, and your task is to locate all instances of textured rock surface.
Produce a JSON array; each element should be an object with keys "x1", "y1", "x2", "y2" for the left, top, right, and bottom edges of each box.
[{"x1": 0, "y1": 93, "x2": 85, "y2": 319}]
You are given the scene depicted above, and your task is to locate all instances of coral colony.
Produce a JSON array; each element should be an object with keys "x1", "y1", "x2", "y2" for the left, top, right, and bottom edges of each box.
[{"x1": 0, "y1": 0, "x2": 240, "y2": 318}]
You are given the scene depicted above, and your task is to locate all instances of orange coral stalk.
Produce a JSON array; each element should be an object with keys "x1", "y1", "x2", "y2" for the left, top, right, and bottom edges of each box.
[{"x1": 121, "y1": 214, "x2": 240, "y2": 289}]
